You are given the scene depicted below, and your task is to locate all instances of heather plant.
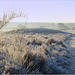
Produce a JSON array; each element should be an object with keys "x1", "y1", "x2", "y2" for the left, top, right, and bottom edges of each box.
[{"x1": 0, "y1": 32, "x2": 71, "y2": 74}]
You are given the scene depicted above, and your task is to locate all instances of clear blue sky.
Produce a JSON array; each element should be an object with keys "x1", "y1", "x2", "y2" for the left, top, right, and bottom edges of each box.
[{"x1": 0, "y1": 0, "x2": 75, "y2": 23}]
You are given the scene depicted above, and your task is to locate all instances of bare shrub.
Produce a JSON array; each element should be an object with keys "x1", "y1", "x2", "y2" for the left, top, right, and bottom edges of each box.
[
  {"x1": 46, "y1": 39, "x2": 57, "y2": 45},
  {"x1": 46, "y1": 39, "x2": 67, "y2": 48},
  {"x1": 0, "y1": 11, "x2": 27, "y2": 29},
  {"x1": 20, "y1": 53, "x2": 45, "y2": 74},
  {"x1": 27, "y1": 39, "x2": 42, "y2": 46}
]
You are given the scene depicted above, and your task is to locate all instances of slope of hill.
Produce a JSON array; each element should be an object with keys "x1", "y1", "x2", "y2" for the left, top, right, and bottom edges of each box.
[{"x1": 0, "y1": 22, "x2": 75, "y2": 31}]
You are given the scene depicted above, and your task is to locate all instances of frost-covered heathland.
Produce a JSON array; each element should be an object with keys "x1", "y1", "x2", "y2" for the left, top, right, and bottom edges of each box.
[{"x1": 0, "y1": 31, "x2": 71, "y2": 74}]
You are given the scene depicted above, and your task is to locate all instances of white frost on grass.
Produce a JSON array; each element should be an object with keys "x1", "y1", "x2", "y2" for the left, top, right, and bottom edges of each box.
[{"x1": 0, "y1": 32, "x2": 71, "y2": 74}]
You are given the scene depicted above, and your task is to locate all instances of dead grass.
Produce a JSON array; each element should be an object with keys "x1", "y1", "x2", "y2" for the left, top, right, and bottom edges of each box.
[{"x1": 0, "y1": 32, "x2": 71, "y2": 74}]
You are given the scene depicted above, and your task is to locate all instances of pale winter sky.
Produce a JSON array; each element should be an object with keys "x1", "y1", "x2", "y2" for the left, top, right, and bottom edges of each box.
[{"x1": 0, "y1": 0, "x2": 75, "y2": 23}]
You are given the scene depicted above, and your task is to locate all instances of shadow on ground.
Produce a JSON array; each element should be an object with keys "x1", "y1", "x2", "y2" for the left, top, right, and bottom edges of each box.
[{"x1": 4, "y1": 28, "x2": 75, "y2": 36}]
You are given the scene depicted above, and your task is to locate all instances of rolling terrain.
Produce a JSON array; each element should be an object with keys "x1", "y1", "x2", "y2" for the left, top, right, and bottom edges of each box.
[{"x1": 0, "y1": 22, "x2": 75, "y2": 74}]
